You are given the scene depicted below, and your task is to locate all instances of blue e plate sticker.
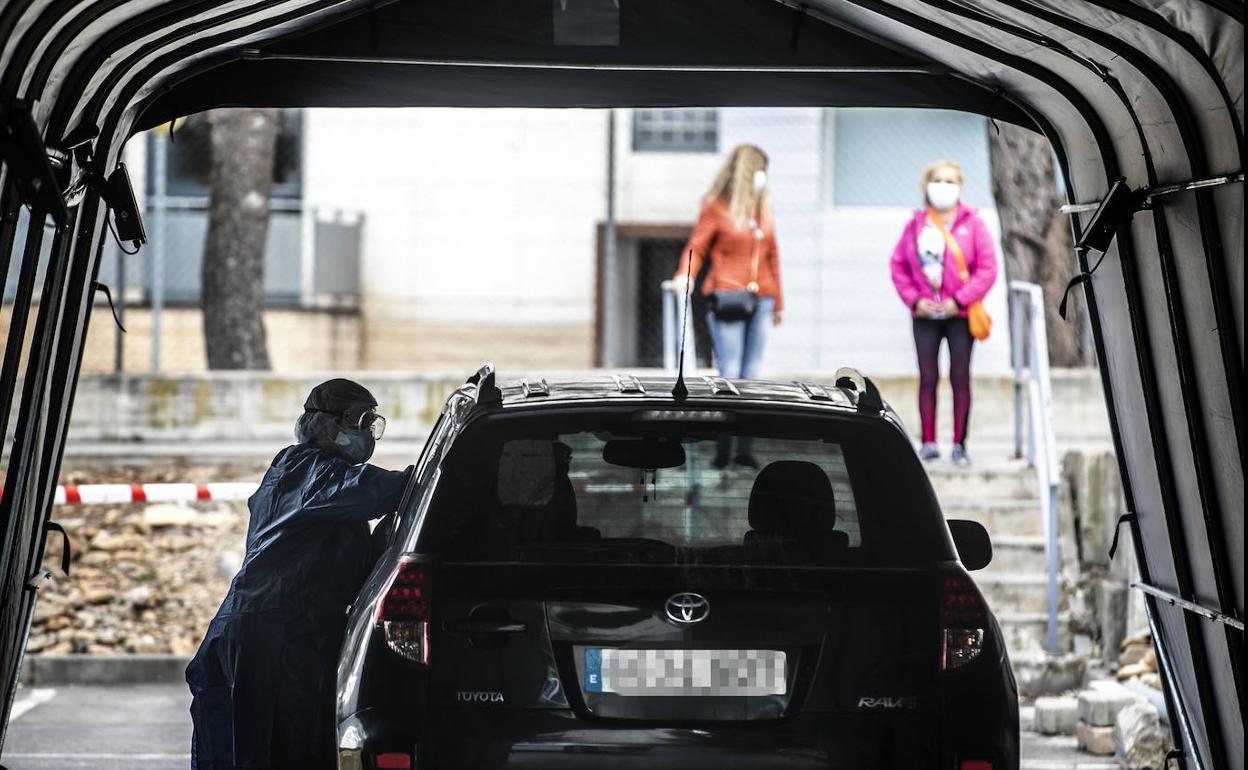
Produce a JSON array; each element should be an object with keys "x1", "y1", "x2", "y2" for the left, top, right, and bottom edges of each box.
[{"x1": 584, "y1": 648, "x2": 603, "y2": 692}]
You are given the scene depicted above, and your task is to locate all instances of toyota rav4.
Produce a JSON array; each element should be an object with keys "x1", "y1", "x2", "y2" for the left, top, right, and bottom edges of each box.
[{"x1": 336, "y1": 366, "x2": 1018, "y2": 770}]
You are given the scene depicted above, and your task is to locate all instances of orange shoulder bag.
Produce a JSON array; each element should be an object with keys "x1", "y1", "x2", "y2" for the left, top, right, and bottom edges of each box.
[{"x1": 927, "y1": 208, "x2": 992, "y2": 341}]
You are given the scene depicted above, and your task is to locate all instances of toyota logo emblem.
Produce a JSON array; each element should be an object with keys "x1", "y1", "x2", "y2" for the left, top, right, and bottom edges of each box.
[{"x1": 665, "y1": 592, "x2": 710, "y2": 625}]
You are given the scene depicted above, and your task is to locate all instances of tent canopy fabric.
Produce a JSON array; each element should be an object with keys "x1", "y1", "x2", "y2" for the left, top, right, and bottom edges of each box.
[
  {"x1": 0, "y1": 0, "x2": 1242, "y2": 766},
  {"x1": 134, "y1": 0, "x2": 1036, "y2": 127}
]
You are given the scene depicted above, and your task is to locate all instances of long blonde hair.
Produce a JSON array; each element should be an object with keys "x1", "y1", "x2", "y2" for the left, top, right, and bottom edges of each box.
[{"x1": 704, "y1": 144, "x2": 771, "y2": 230}]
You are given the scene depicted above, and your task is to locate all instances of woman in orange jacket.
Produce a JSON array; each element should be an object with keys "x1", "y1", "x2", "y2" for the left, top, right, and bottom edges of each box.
[{"x1": 674, "y1": 144, "x2": 783, "y2": 468}]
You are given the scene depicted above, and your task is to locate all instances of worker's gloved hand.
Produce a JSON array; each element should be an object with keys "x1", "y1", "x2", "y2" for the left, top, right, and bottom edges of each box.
[{"x1": 371, "y1": 512, "x2": 397, "y2": 559}]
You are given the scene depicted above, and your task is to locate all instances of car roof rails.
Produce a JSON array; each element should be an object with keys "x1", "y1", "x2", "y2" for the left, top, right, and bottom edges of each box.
[
  {"x1": 833, "y1": 366, "x2": 885, "y2": 414},
  {"x1": 703, "y1": 376, "x2": 740, "y2": 396},
  {"x1": 519, "y1": 378, "x2": 550, "y2": 398},
  {"x1": 465, "y1": 362, "x2": 503, "y2": 406},
  {"x1": 793, "y1": 380, "x2": 835, "y2": 401},
  {"x1": 612, "y1": 374, "x2": 646, "y2": 394}
]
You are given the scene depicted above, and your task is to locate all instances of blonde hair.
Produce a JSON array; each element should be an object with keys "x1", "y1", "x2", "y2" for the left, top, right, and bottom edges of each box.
[
  {"x1": 921, "y1": 160, "x2": 963, "y2": 204},
  {"x1": 704, "y1": 144, "x2": 771, "y2": 230}
]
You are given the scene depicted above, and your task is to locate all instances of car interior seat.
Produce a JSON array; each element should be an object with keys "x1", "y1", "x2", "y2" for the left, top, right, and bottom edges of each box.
[
  {"x1": 744, "y1": 460, "x2": 847, "y2": 563},
  {"x1": 510, "y1": 441, "x2": 600, "y2": 545}
]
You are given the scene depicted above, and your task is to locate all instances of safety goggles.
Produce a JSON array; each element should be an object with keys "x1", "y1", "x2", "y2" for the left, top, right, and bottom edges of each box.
[
  {"x1": 310, "y1": 407, "x2": 387, "y2": 440},
  {"x1": 352, "y1": 409, "x2": 387, "y2": 440}
]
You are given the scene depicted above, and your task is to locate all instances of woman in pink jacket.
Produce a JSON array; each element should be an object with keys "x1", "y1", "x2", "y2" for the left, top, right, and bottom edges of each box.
[{"x1": 889, "y1": 160, "x2": 998, "y2": 466}]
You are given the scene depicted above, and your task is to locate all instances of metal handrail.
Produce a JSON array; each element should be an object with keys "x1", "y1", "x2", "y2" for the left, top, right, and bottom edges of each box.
[
  {"x1": 660, "y1": 280, "x2": 698, "y2": 375},
  {"x1": 1009, "y1": 280, "x2": 1061, "y2": 654}
]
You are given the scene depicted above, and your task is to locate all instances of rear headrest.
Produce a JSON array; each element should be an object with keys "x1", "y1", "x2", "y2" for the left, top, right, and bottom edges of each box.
[{"x1": 747, "y1": 461, "x2": 837, "y2": 533}]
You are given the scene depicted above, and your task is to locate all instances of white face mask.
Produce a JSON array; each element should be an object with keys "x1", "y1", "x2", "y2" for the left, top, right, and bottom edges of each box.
[
  {"x1": 752, "y1": 169, "x2": 768, "y2": 194},
  {"x1": 926, "y1": 180, "x2": 960, "y2": 210}
]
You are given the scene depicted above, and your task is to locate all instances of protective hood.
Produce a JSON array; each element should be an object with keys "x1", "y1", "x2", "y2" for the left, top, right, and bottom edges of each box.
[{"x1": 304, "y1": 378, "x2": 378, "y2": 415}]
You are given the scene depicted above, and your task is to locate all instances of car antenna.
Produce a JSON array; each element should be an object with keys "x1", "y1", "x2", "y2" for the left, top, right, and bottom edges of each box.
[{"x1": 672, "y1": 251, "x2": 693, "y2": 401}]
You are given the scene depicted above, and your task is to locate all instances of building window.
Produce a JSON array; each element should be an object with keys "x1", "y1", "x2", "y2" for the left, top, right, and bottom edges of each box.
[
  {"x1": 151, "y1": 109, "x2": 303, "y2": 199},
  {"x1": 632, "y1": 109, "x2": 718, "y2": 153},
  {"x1": 129, "y1": 109, "x2": 312, "y2": 307},
  {"x1": 826, "y1": 108, "x2": 993, "y2": 209}
]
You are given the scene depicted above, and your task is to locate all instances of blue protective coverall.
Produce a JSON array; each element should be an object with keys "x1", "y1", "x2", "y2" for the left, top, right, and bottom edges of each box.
[{"x1": 186, "y1": 444, "x2": 409, "y2": 770}]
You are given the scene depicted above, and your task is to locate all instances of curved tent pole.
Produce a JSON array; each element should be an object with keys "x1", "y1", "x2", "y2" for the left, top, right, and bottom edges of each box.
[
  {"x1": 827, "y1": 0, "x2": 1233, "y2": 764},
  {"x1": 1084, "y1": 0, "x2": 1244, "y2": 158},
  {"x1": 971, "y1": 0, "x2": 1246, "y2": 721},
  {"x1": 0, "y1": 0, "x2": 369, "y2": 742},
  {"x1": 913, "y1": 5, "x2": 1234, "y2": 765}
]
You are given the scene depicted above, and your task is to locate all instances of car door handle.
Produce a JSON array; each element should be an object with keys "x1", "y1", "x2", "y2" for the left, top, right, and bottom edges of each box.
[{"x1": 442, "y1": 619, "x2": 527, "y2": 635}]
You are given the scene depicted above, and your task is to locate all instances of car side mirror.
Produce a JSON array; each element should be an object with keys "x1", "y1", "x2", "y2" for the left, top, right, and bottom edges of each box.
[{"x1": 948, "y1": 519, "x2": 992, "y2": 571}]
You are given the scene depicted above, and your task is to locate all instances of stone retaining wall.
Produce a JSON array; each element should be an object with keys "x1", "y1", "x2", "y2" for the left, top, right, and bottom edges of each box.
[
  {"x1": 1058, "y1": 449, "x2": 1147, "y2": 669},
  {"x1": 57, "y1": 368, "x2": 1113, "y2": 446}
]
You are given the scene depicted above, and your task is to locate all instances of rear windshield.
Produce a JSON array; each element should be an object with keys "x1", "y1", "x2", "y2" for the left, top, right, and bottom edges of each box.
[{"x1": 420, "y1": 406, "x2": 951, "y2": 567}]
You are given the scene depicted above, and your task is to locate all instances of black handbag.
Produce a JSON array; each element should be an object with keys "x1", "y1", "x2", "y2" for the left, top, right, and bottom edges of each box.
[
  {"x1": 710, "y1": 224, "x2": 762, "y2": 321},
  {"x1": 710, "y1": 289, "x2": 758, "y2": 320}
]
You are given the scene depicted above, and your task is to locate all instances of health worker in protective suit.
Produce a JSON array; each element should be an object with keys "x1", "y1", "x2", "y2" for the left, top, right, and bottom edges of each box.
[{"x1": 186, "y1": 379, "x2": 411, "y2": 770}]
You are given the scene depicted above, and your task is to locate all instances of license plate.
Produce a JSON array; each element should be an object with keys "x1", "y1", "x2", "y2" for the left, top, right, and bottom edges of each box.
[{"x1": 583, "y1": 648, "x2": 786, "y2": 696}]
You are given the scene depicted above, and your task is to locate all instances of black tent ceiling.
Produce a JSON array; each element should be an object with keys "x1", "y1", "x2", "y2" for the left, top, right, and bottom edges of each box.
[
  {"x1": 0, "y1": 1, "x2": 1242, "y2": 767},
  {"x1": 135, "y1": 0, "x2": 1036, "y2": 126}
]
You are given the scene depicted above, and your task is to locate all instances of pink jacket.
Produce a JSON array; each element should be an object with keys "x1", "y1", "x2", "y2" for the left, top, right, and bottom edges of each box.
[{"x1": 889, "y1": 203, "x2": 998, "y2": 318}]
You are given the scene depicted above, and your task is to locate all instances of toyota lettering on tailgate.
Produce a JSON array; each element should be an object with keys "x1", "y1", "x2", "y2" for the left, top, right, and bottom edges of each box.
[{"x1": 456, "y1": 691, "x2": 505, "y2": 704}]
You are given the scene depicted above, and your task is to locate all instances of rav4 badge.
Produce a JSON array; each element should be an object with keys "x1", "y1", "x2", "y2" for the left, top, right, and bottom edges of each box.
[{"x1": 857, "y1": 696, "x2": 918, "y2": 710}]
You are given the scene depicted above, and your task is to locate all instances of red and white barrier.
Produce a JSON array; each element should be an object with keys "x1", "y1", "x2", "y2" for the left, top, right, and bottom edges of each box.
[
  {"x1": 5, "y1": 480, "x2": 678, "y2": 506},
  {"x1": 50, "y1": 482, "x2": 259, "y2": 506}
]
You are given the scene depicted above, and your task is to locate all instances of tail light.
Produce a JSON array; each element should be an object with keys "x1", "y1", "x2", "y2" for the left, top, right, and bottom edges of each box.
[
  {"x1": 938, "y1": 568, "x2": 988, "y2": 670},
  {"x1": 374, "y1": 753, "x2": 412, "y2": 769},
  {"x1": 377, "y1": 554, "x2": 432, "y2": 665}
]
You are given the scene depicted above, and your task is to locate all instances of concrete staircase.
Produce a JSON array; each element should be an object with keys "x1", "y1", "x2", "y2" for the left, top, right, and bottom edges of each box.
[{"x1": 928, "y1": 457, "x2": 1072, "y2": 659}]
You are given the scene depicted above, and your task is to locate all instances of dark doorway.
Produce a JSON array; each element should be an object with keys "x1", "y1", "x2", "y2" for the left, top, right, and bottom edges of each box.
[{"x1": 634, "y1": 238, "x2": 713, "y2": 369}]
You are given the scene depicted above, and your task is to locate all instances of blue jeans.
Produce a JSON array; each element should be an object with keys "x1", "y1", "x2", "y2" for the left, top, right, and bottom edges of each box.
[
  {"x1": 707, "y1": 296, "x2": 774, "y2": 379},
  {"x1": 707, "y1": 297, "x2": 773, "y2": 462}
]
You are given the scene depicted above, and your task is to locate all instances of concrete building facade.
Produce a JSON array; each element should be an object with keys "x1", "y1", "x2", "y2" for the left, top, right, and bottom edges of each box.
[{"x1": 70, "y1": 106, "x2": 1010, "y2": 376}]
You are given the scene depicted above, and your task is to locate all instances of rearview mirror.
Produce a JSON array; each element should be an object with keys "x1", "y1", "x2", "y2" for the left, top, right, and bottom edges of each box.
[
  {"x1": 602, "y1": 439, "x2": 686, "y2": 469},
  {"x1": 948, "y1": 519, "x2": 992, "y2": 571}
]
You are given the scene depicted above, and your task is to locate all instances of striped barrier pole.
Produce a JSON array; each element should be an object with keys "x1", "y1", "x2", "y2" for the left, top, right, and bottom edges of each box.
[
  {"x1": 5, "y1": 483, "x2": 263, "y2": 506},
  {"x1": 2, "y1": 481, "x2": 687, "y2": 506}
]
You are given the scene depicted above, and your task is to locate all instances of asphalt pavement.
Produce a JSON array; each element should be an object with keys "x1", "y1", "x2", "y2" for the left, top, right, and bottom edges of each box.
[
  {"x1": 3, "y1": 685, "x2": 191, "y2": 770},
  {"x1": 3, "y1": 685, "x2": 1122, "y2": 770}
]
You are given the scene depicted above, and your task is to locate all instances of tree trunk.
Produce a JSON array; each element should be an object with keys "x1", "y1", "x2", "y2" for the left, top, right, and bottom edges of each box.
[
  {"x1": 202, "y1": 108, "x2": 278, "y2": 370},
  {"x1": 988, "y1": 121, "x2": 1087, "y2": 367}
]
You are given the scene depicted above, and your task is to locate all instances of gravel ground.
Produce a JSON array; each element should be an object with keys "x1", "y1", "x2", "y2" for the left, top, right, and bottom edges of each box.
[{"x1": 27, "y1": 462, "x2": 266, "y2": 658}]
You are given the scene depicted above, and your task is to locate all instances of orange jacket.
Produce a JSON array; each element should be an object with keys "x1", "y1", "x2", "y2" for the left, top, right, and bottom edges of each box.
[{"x1": 676, "y1": 199, "x2": 784, "y2": 314}]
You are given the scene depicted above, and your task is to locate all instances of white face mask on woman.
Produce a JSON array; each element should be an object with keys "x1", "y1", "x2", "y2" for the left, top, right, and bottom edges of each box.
[
  {"x1": 753, "y1": 169, "x2": 768, "y2": 194},
  {"x1": 926, "y1": 180, "x2": 960, "y2": 210}
]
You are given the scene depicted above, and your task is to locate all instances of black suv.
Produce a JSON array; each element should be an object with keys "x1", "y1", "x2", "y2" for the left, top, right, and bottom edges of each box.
[{"x1": 336, "y1": 366, "x2": 1018, "y2": 770}]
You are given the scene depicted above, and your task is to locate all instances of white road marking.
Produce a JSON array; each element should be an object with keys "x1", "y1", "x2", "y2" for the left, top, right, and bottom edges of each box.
[
  {"x1": 9, "y1": 688, "x2": 55, "y2": 721},
  {"x1": 2, "y1": 753, "x2": 191, "y2": 761}
]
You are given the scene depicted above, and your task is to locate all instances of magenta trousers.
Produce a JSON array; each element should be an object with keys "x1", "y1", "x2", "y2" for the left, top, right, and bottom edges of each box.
[{"x1": 912, "y1": 317, "x2": 974, "y2": 445}]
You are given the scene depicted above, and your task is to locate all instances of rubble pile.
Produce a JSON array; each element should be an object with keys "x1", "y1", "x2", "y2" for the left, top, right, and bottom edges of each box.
[
  {"x1": 25, "y1": 465, "x2": 257, "y2": 657},
  {"x1": 1116, "y1": 632, "x2": 1161, "y2": 689},
  {"x1": 1029, "y1": 633, "x2": 1171, "y2": 769}
]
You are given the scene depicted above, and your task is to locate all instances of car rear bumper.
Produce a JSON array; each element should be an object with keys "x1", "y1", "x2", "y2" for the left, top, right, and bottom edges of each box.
[{"x1": 340, "y1": 707, "x2": 1015, "y2": 770}]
